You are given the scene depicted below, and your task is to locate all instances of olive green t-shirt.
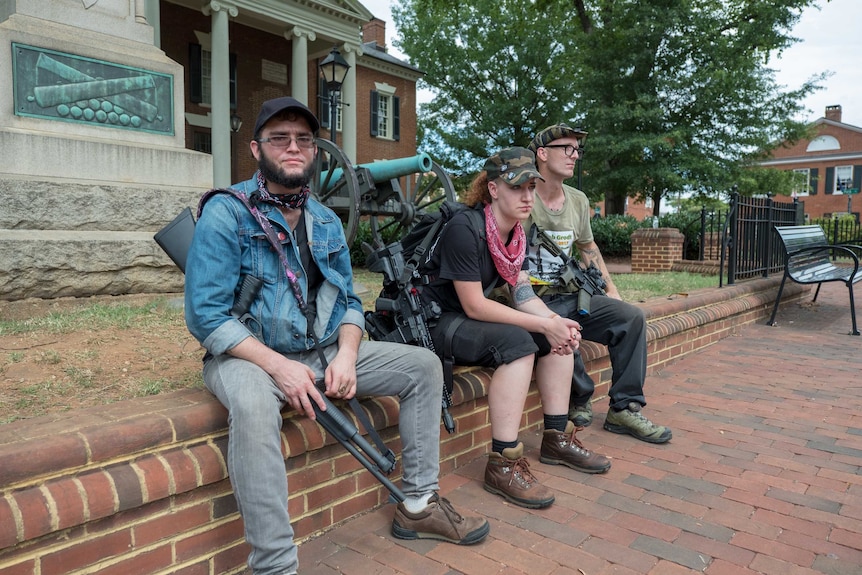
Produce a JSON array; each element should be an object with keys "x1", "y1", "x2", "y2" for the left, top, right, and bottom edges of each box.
[{"x1": 526, "y1": 184, "x2": 594, "y2": 287}]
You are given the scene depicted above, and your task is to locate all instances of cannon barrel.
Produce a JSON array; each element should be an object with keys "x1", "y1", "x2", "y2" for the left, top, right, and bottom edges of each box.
[{"x1": 322, "y1": 153, "x2": 434, "y2": 191}]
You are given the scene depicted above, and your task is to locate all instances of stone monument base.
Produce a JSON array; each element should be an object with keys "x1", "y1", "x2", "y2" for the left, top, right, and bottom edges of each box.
[{"x1": 0, "y1": 132, "x2": 211, "y2": 301}]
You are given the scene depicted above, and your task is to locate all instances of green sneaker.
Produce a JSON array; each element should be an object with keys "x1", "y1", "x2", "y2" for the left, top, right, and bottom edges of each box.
[
  {"x1": 568, "y1": 401, "x2": 593, "y2": 427},
  {"x1": 603, "y1": 402, "x2": 672, "y2": 444}
]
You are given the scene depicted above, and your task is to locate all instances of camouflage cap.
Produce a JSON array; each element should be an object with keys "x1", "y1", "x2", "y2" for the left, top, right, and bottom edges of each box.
[
  {"x1": 528, "y1": 123, "x2": 588, "y2": 153},
  {"x1": 484, "y1": 147, "x2": 544, "y2": 185}
]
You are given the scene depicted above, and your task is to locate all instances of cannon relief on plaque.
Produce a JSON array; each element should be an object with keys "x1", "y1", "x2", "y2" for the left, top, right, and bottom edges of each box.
[{"x1": 13, "y1": 43, "x2": 173, "y2": 135}]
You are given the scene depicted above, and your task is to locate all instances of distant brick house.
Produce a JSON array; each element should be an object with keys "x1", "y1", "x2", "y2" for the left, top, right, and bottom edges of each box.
[
  {"x1": 758, "y1": 105, "x2": 862, "y2": 221},
  {"x1": 157, "y1": 1, "x2": 422, "y2": 184},
  {"x1": 599, "y1": 105, "x2": 862, "y2": 223}
]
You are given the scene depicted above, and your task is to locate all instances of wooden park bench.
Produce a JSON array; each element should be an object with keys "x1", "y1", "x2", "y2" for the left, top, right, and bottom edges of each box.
[{"x1": 768, "y1": 225, "x2": 862, "y2": 335}]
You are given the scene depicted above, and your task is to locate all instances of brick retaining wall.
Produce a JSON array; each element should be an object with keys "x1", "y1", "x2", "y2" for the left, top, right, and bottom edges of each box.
[{"x1": 0, "y1": 278, "x2": 807, "y2": 575}]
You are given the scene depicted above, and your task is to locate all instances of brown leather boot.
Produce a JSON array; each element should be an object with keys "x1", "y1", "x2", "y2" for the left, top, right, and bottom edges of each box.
[
  {"x1": 483, "y1": 442, "x2": 555, "y2": 509},
  {"x1": 392, "y1": 493, "x2": 490, "y2": 545},
  {"x1": 540, "y1": 421, "x2": 611, "y2": 474}
]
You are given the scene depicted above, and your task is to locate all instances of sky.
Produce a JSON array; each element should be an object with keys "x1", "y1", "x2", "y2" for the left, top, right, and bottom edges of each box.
[{"x1": 361, "y1": 0, "x2": 862, "y2": 128}]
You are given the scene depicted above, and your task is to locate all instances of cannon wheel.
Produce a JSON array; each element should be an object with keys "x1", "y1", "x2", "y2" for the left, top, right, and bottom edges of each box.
[
  {"x1": 368, "y1": 160, "x2": 457, "y2": 245},
  {"x1": 311, "y1": 138, "x2": 361, "y2": 245}
]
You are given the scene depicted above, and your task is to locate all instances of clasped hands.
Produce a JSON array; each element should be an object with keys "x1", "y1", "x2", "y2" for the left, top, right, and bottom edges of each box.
[{"x1": 546, "y1": 314, "x2": 582, "y2": 356}]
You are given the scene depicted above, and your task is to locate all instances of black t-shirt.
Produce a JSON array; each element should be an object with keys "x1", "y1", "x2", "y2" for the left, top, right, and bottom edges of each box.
[{"x1": 420, "y1": 210, "x2": 503, "y2": 314}]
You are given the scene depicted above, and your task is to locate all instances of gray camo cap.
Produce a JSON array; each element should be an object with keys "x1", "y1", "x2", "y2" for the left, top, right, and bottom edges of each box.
[{"x1": 528, "y1": 123, "x2": 588, "y2": 153}]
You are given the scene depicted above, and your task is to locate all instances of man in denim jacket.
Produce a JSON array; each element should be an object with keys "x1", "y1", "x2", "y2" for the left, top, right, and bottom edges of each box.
[{"x1": 185, "y1": 97, "x2": 488, "y2": 575}]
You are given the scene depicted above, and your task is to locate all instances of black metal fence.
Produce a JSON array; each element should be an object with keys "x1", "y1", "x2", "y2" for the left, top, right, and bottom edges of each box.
[
  {"x1": 719, "y1": 192, "x2": 804, "y2": 286},
  {"x1": 810, "y1": 216, "x2": 862, "y2": 246}
]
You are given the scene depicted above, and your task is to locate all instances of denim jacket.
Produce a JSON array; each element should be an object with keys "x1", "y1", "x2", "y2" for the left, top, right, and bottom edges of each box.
[{"x1": 184, "y1": 176, "x2": 365, "y2": 356}]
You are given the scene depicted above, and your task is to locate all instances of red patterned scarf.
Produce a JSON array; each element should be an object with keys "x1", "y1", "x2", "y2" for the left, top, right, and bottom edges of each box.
[{"x1": 484, "y1": 203, "x2": 525, "y2": 286}]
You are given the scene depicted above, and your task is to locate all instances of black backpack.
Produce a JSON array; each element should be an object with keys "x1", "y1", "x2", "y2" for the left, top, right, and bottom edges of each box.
[{"x1": 402, "y1": 201, "x2": 485, "y2": 279}]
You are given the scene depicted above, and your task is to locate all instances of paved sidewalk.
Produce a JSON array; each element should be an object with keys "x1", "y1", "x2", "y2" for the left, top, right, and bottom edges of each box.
[{"x1": 298, "y1": 281, "x2": 862, "y2": 575}]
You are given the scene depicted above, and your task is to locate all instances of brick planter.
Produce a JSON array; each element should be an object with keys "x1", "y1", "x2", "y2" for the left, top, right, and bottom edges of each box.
[{"x1": 631, "y1": 227, "x2": 684, "y2": 273}]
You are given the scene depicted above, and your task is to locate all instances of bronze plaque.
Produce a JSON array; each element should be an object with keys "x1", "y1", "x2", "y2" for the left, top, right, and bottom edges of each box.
[{"x1": 12, "y1": 43, "x2": 174, "y2": 135}]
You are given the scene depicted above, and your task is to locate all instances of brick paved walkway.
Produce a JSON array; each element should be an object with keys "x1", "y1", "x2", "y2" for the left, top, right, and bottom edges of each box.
[{"x1": 297, "y1": 282, "x2": 862, "y2": 575}]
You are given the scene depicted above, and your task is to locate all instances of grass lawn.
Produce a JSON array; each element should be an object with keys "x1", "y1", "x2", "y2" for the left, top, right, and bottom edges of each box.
[{"x1": 353, "y1": 267, "x2": 719, "y2": 306}]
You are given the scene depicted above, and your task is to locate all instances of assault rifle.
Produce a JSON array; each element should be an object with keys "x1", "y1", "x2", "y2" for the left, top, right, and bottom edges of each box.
[
  {"x1": 362, "y1": 240, "x2": 456, "y2": 433},
  {"x1": 528, "y1": 223, "x2": 606, "y2": 317}
]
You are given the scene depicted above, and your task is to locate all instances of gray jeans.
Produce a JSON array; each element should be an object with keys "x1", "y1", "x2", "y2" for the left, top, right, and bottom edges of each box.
[{"x1": 203, "y1": 340, "x2": 443, "y2": 575}]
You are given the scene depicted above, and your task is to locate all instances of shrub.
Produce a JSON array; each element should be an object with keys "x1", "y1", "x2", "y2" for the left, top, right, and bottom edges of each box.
[
  {"x1": 659, "y1": 211, "x2": 703, "y2": 260},
  {"x1": 349, "y1": 218, "x2": 403, "y2": 267},
  {"x1": 811, "y1": 215, "x2": 862, "y2": 245},
  {"x1": 591, "y1": 214, "x2": 648, "y2": 257}
]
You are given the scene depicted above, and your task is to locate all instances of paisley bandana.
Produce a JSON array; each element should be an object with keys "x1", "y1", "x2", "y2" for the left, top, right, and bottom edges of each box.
[
  {"x1": 483, "y1": 203, "x2": 526, "y2": 286},
  {"x1": 254, "y1": 171, "x2": 310, "y2": 210}
]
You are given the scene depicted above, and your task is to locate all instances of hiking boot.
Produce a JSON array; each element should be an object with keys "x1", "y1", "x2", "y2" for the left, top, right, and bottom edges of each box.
[
  {"x1": 603, "y1": 402, "x2": 672, "y2": 444},
  {"x1": 484, "y1": 443, "x2": 555, "y2": 509},
  {"x1": 569, "y1": 401, "x2": 593, "y2": 427},
  {"x1": 540, "y1": 421, "x2": 611, "y2": 474},
  {"x1": 392, "y1": 493, "x2": 490, "y2": 545}
]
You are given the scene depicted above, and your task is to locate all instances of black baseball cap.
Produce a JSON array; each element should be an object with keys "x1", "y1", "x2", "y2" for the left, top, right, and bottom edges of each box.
[{"x1": 253, "y1": 96, "x2": 320, "y2": 137}]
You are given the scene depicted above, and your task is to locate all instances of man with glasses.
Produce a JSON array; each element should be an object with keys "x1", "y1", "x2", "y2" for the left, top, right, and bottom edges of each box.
[
  {"x1": 184, "y1": 97, "x2": 489, "y2": 575},
  {"x1": 526, "y1": 124, "x2": 672, "y2": 445}
]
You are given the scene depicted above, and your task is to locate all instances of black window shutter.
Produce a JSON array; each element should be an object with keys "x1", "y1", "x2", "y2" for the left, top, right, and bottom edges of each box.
[
  {"x1": 825, "y1": 167, "x2": 834, "y2": 195},
  {"x1": 229, "y1": 52, "x2": 237, "y2": 109},
  {"x1": 318, "y1": 76, "x2": 330, "y2": 129},
  {"x1": 370, "y1": 91, "x2": 379, "y2": 137},
  {"x1": 809, "y1": 168, "x2": 818, "y2": 195},
  {"x1": 189, "y1": 44, "x2": 202, "y2": 104},
  {"x1": 853, "y1": 166, "x2": 862, "y2": 192},
  {"x1": 393, "y1": 96, "x2": 400, "y2": 141}
]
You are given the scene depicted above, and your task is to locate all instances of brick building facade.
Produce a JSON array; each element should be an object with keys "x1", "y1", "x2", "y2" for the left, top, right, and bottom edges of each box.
[
  {"x1": 159, "y1": 0, "x2": 422, "y2": 183},
  {"x1": 758, "y1": 105, "x2": 862, "y2": 221}
]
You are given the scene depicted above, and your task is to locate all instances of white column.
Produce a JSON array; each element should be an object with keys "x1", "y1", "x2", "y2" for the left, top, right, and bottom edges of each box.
[
  {"x1": 205, "y1": 1, "x2": 238, "y2": 187},
  {"x1": 287, "y1": 27, "x2": 316, "y2": 107},
  {"x1": 341, "y1": 43, "x2": 362, "y2": 163},
  {"x1": 144, "y1": 0, "x2": 160, "y2": 47},
  {"x1": 135, "y1": 0, "x2": 147, "y2": 24}
]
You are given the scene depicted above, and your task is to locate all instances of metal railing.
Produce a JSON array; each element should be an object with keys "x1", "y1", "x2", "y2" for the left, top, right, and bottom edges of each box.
[
  {"x1": 810, "y1": 216, "x2": 862, "y2": 248},
  {"x1": 720, "y1": 191, "x2": 803, "y2": 286}
]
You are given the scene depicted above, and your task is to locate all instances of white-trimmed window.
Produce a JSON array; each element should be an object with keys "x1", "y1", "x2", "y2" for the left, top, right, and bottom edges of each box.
[
  {"x1": 370, "y1": 83, "x2": 400, "y2": 141},
  {"x1": 189, "y1": 32, "x2": 237, "y2": 108},
  {"x1": 792, "y1": 168, "x2": 810, "y2": 197},
  {"x1": 318, "y1": 79, "x2": 343, "y2": 134},
  {"x1": 835, "y1": 165, "x2": 853, "y2": 194}
]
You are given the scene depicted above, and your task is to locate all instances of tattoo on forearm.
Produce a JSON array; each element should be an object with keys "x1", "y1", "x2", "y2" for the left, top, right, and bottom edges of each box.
[
  {"x1": 512, "y1": 281, "x2": 537, "y2": 306},
  {"x1": 580, "y1": 246, "x2": 600, "y2": 264},
  {"x1": 581, "y1": 247, "x2": 611, "y2": 284}
]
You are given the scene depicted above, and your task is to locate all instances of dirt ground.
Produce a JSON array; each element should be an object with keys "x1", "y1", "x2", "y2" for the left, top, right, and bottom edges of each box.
[
  {"x1": 0, "y1": 293, "x2": 205, "y2": 425},
  {"x1": 0, "y1": 263, "x2": 636, "y2": 426}
]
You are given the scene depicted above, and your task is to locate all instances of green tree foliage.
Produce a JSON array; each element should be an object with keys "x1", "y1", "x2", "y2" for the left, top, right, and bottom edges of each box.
[
  {"x1": 393, "y1": 0, "x2": 579, "y2": 171},
  {"x1": 393, "y1": 0, "x2": 825, "y2": 212},
  {"x1": 735, "y1": 166, "x2": 808, "y2": 197}
]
